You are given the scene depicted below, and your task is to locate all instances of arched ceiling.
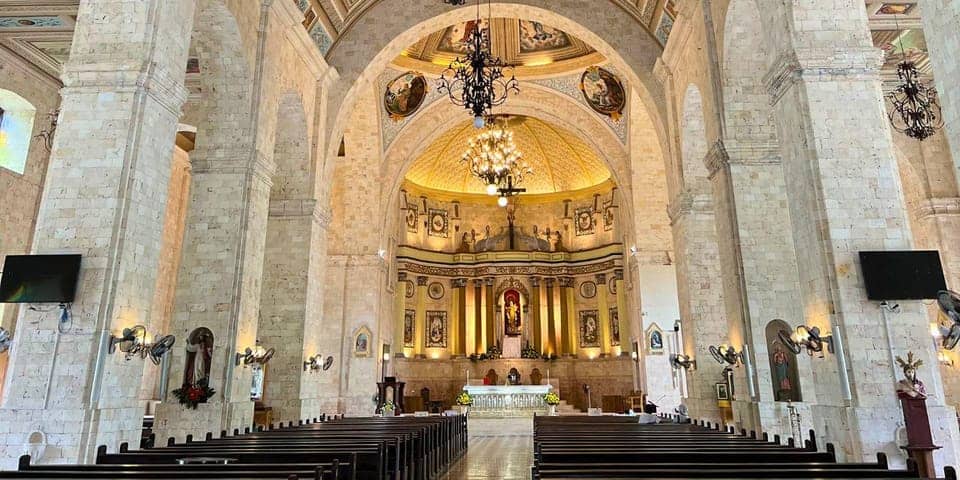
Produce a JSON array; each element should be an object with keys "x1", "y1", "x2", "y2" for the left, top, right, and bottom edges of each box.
[{"x1": 404, "y1": 115, "x2": 611, "y2": 195}]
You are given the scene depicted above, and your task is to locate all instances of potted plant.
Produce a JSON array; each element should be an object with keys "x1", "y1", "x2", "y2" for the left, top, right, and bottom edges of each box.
[
  {"x1": 455, "y1": 391, "x2": 473, "y2": 415},
  {"x1": 543, "y1": 392, "x2": 560, "y2": 416}
]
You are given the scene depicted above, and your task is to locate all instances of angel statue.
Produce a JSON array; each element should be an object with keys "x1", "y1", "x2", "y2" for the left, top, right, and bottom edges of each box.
[{"x1": 895, "y1": 351, "x2": 927, "y2": 399}]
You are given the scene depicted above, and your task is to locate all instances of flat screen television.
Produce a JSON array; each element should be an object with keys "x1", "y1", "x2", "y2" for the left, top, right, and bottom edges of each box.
[
  {"x1": 859, "y1": 250, "x2": 946, "y2": 301},
  {"x1": 0, "y1": 254, "x2": 81, "y2": 303}
]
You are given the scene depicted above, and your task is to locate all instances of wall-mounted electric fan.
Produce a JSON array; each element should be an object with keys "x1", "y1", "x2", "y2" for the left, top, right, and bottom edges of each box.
[
  {"x1": 0, "y1": 327, "x2": 12, "y2": 354},
  {"x1": 937, "y1": 290, "x2": 960, "y2": 350},
  {"x1": 147, "y1": 335, "x2": 176, "y2": 365},
  {"x1": 322, "y1": 356, "x2": 334, "y2": 371}
]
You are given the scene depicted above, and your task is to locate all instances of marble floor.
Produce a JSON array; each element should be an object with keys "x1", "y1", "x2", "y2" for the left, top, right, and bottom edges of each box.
[{"x1": 440, "y1": 418, "x2": 534, "y2": 480}]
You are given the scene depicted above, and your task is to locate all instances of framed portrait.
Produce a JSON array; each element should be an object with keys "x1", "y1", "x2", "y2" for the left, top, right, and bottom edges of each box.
[
  {"x1": 575, "y1": 207, "x2": 595, "y2": 236},
  {"x1": 716, "y1": 382, "x2": 730, "y2": 401},
  {"x1": 609, "y1": 307, "x2": 620, "y2": 347},
  {"x1": 579, "y1": 66, "x2": 626, "y2": 120},
  {"x1": 403, "y1": 310, "x2": 415, "y2": 348},
  {"x1": 354, "y1": 326, "x2": 372, "y2": 357},
  {"x1": 425, "y1": 311, "x2": 448, "y2": 348},
  {"x1": 384, "y1": 71, "x2": 428, "y2": 121},
  {"x1": 579, "y1": 310, "x2": 600, "y2": 348},
  {"x1": 428, "y1": 209, "x2": 449, "y2": 238}
]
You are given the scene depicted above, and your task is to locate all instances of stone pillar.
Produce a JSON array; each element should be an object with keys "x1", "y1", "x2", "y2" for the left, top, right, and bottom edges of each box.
[
  {"x1": 669, "y1": 190, "x2": 726, "y2": 425},
  {"x1": 414, "y1": 276, "x2": 428, "y2": 357},
  {"x1": 614, "y1": 269, "x2": 630, "y2": 356},
  {"x1": 544, "y1": 278, "x2": 557, "y2": 355},
  {"x1": 762, "y1": 1, "x2": 960, "y2": 467},
  {"x1": 529, "y1": 277, "x2": 542, "y2": 353},
  {"x1": 596, "y1": 274, "x2": 612, "y2": 356},
  {"x1": 454, "y1": 278, "x2": 468, "y2": 356},
  {"x1": 394, "y1": 273, "x2": 407, "y2": 358},
  {"x1": 921, "y1": 1, "x2": 960, "y2": 188},
  {"x1": 449, "y1": 278, "x2": 460, "y2": 357},
  {"x1": 484, "y1": 277, "x2": 496, "y2": 351},
  {"x1": 473, "y1": 279, "x2": 484, "y2": 354},
  {"x1": 557, "y1": 277, "x2": 576, "y2": 355},
  {"x1": 0, "y1": 0, "x2": 195, "y2": 467}
]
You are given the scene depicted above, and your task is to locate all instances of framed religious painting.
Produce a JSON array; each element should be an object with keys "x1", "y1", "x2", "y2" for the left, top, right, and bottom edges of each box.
[
  {"x1": 405, "y1": 207, "x2": 418, "y2": 234},
  {"x1": 579, "y1": 310, "x2": 600, "y2": 348},
  {"x1": 403, "y1": 309, "x2": 415, "y2": 348},
  {"x1": 715, "y1": 383, "x2": 729, "y2": 401},
  {"x1": 580, "y1": 66, "x2": 626, "y2": 120},
  {"x1": 647, "y1": 325, "x2": 665, "y2": 355},
  {"x1": 609, "y1": 307, "x2": 620, "y2": 347},
  {"x1": 425, "y1": 311, "x2": 448, "y2": 348},
  {"x1": 603, "y1": 205, "x2": 615, "y2": 231},
  {"x1": 384, "y1": 71, "x2": 428, "y2": 121},
  {"x1": 354, "y1": 326, "x2": 372, "y2": 357},
  {"x1": 428, "y1": 209, "x2": 449, "y2": 238},
  {"x1": 575, "y1": 207, "x2": 595, "y2": 236}
]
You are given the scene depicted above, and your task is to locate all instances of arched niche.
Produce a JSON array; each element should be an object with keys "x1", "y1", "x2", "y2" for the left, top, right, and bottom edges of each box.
[
  {"x1": 183, "y1": 327, "x2": 215, "y2": 389},
  {"x1": 764, "y1": 319, "x2": 802, "y2": 402}
]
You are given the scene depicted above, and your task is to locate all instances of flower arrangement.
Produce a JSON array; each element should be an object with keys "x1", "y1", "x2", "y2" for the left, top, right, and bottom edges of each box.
[
  {"x1": 456, "y1": 391, "x2": 473, "y2": 406},
  {"x1": 521, "y1": 342, "x2": 540, "y2": 359},
  {"x1": 171, "y1": 378, "x2": 216, "y2": 409},
  {"x1": 382, "y1": 400, "x2": 396, "y2": 413},
  {"x1": 543, "y1": 392, "x2": 560, "y2": 406}
]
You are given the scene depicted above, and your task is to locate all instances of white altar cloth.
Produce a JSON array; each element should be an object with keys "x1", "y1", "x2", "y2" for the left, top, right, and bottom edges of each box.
[{"x1": 464, "y1": 385, "x2": 553, "y2": 417}]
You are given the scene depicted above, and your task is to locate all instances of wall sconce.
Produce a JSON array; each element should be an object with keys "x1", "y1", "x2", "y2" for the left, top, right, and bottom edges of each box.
[
  {"x1": 670, "y1": 353, "x2": 696, "y2": 370},
  {"x1": 109, "y1": 325, "x2": 176, "y2": 364},
  {"x1": 236, "y1": 341, "x2": 275, "y2": 367},
  {"x1": 708, "y1": 345, "x2": 742, "y2": 366},
  {"x1": 304, "y1": 355, "x2": 322, "y2": 372},
  {"x1": 778, "y1": 324, "x2": 834, "y2": 357},
  {"x1": 630, "y1": 351, "x2": 639, "y2": 361}
]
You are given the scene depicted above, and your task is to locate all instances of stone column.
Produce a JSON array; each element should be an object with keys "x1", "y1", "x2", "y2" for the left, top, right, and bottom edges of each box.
[
  {"x1": 0, "y1": 0, "x2": 195, "y2": 467},
  {"x1": 484, "y1": 277, "x2": 496, "y2": 351},
  {"x1": 544, "y1": 278, "x2": 557, "y2": 355},
  {"x1": 473, "y1": 279, "x2": 484, "y2": 354},
  {"x1": 557, "y1": 277, "x2": 572, "y2": 356},
  {"x1": 454, "y1": 278, "x2": 468, "y2": 356},
  {"x1": 596, "y1": 274, "x2": 612, "y2": 357},
  {"x1": 529, "y1": 277, "x2": 542, "y2": 353},
  {"x1": 669, "y1": 190, "x2": 726, "y2": 425},
  {"x1": 921, "y1": 1, "x2": 960, "y2": 188},
  {"x1": 449, "y1": 278, "x2": 460, "y2": 357},
  {"x1": 394, "y1": 273, "x2": 407, "y2": 358},
  {"x1": 762, "y1": 1, "x2": 960, "y2": 467},
  {"x1": 414, "y1": 276, "x2": 428, "y2": 357},
  {"x1": 614, "y1": 269, "x2": 630, "y2": 357}
]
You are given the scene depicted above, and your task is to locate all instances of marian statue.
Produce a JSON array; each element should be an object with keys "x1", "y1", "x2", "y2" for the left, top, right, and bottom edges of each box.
[{"x1": 503, "y1": 289, "x2": 522, "y2": 336}]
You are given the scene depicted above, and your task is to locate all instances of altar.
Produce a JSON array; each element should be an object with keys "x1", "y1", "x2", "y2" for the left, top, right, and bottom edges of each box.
[{"x1": 464, "y1": 384, "x2": 553, "y2": 417}]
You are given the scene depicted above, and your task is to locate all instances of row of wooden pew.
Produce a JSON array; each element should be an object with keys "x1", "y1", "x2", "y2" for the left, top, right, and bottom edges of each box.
[
  {"x1": 2, "y1": 414, "x2": 467, "y2": 480},
  {"x1": 532, "y1": 415, "x2": 951, "y2": 479}
]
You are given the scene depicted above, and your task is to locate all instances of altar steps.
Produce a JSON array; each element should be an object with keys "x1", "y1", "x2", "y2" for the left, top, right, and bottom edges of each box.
[{"x1": 557, "y1": 400, "x2": 583, "y2": 415}]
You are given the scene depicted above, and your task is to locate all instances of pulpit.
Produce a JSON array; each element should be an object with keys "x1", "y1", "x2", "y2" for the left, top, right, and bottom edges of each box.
[
  {"x1": 898, "y1": 392, "x2": 940, "y2": 478},
  {"x1": 376, "y1": 378, "x2": 406, "y2": 415}
]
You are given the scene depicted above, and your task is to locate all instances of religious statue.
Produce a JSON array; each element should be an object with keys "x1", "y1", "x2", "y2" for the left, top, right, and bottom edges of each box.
[
  {"x1": 896, "y1": 351, "x2": 927, "y2": 399},
  {"x1": 503, "y1": 289, "x2": 522, "y2": 336},
  {"x1": 772, "y1": 344, "x2": 794, "y2": 401}
]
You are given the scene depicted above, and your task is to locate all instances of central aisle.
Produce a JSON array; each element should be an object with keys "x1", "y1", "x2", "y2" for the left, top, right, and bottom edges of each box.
[{"x1": 441, "y1": 417, "x2": 534, "y2": 480}]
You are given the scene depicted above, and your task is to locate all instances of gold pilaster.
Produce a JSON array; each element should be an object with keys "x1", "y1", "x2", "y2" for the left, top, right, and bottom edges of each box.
[
  {"x1": 395, "y1": 272, "x2": 407, "y2": 357},
  {"x1": 455, "y1": 278, "x2": 468, "y2": 356},
  {"x1": 614, "y1": 269, "x2": 629, "y2": 356},
  {"x1": 415, "y1": 275, "x2": 428, "y2": 357},
  {"x1": 558, "y1": 277, "x2": 574, "y2": 356},
  {"x1": 596, "y1": 273, "x2": 611, "y2": 357},
  {"x1": 485, "y1": 277, "x2": 496, "y2": 351},
  {"x1": 545, "y1": 278, "x2": 557, "y2": 355},
  {"x1": 530, "y1": 277, "x2": 542, "y2": 353},
  {"x1": 474, "y1": 279, "x2": 484, "y2": 354}
]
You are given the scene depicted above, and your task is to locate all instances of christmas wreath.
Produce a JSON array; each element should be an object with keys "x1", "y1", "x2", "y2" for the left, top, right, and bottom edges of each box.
[{"x1": 172, "y1": 379, "x2": 216, "y2": 409}]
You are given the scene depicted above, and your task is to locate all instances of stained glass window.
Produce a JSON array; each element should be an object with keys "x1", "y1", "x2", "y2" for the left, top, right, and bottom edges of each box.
[{"x1": 0, "y1": 90, "x2": 37, "y2": 175}]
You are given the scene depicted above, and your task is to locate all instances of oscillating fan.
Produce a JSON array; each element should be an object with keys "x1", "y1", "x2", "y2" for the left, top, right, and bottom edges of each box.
[
  {"x1": 147, "y1": 335, "x2": 176, "y2": 365},
  {"x1": 777, "y1": 329, "x2": 803, "y2": 355},
  {"x1": 0, "y1": 327, "x2": 12, "y2": 354},
  {"x1": 322, "y1": 356, "x2": 334, "y2": 371},
  {"x1": 670, "y1": 354, "x2": 694, "y2": 370},
  {"x1": 937, "y1": 290, "x2": 960, "y2": 350},
  {"x1": 709, "y1": 345, "x2": 725, "y2": 364}
]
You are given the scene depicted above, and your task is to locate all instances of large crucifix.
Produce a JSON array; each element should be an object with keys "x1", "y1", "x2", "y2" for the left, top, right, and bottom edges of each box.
[{"x1": 498, "y1": 176, "x2": 526, "y2": 250}]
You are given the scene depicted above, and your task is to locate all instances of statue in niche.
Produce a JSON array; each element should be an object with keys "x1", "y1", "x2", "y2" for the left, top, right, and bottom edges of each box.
[
  {"x1": 764, "y1": 320, "x2": 802, "y2": 402},
  {"x1": 184, "y1": 327, "x2": 214, "y2": 387},
  {"x1": 504, "y1": 289, "x2": 522, "y2": 336}
]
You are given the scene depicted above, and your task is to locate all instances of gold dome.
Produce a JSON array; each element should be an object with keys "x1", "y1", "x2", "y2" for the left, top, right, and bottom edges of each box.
[{"x1": 405, "y1": 115, "x2": 611, "y2": 195}]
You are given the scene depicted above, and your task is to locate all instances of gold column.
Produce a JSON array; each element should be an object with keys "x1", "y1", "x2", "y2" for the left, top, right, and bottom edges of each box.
[
  {"x1": 614, "y1": 269, "x2": 629, "y2": 356},
  {"x1": 455, "y1": 278, "x2": 468, "y2": 356},
  {"x1": 545, "y1": 278, "x2": 557, "y2": 355},
  {"x1": 395, "y1": 272, "x2": 407, "y2": 357},
  {"x1": 449, "y1": 278, "x2": 460, "y2": 358},
  {"x1": 596, "y1": 273, "x2": 611, "y2": 357},
  {"x1": 474, "y1": 279, "x2": 484, "y2": 354},
  {"x1": 558, "y1": 277, "x2": 574, "y2": 356},
  {"x1": 529, "y1": 277, "x2": 542, "y2": 353},
  {"x1": 415, "y1": 275, "x2": 428, "y2": 357},
  {"x1": 485, "y1": 277, "x2": 496, "y2": 351},
  {"x1": 565, "y1": 278, "x2": 578, "y2": 355}
]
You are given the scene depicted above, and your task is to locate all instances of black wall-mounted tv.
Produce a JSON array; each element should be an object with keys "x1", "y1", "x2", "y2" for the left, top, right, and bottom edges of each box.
[
  {"x1": 859, "y1": 250, "x2": 946, "y2": 301},
  {"x1": 0, "y1": 254, "x2": 81, "y2": 303}
]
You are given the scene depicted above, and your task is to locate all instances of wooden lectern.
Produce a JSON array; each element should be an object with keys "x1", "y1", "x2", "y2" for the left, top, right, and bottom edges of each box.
[
  {"x1": 898, "y1": 392, "x2": 940, "y2": 478},
  {"x1": 377, "y1": 378, "x2": 406, "y2": 415}
]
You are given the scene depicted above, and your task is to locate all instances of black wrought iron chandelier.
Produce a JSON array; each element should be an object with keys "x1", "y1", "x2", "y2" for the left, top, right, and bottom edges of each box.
[
  {"x1": 442, "y1": 0, "x2": 467, "y2": 4},
  {"x1": 886, "y1": 21, "x2": 943, "y2": 141},
  {"x1": 437, "y1": 0, "x2": 519, "y2": 128}
]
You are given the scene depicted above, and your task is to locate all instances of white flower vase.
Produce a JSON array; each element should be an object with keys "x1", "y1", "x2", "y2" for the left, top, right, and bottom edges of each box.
[
  {"x1": 548, "y1": 405, "x2": 557, "y2": 416},
  {"x1": 458, "y1": 405, "x2": 470, "y2": 416}
]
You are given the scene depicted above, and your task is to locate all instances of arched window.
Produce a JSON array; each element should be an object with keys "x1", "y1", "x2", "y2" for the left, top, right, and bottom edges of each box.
[
  {"x1": 183, "y1": 327, "x2": 214, "y2": 388},
  {"x1": 0, "y1": 89, "x2": 37, "y2": 175},
  {"x1": 765, "y1": 320, "x2": 802, "y2": 402}
]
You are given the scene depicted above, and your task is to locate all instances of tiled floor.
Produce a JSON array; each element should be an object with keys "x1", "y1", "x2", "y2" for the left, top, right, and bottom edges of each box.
[{"x1": 441, "y1": 418, "x2": 534, "y2": 480}]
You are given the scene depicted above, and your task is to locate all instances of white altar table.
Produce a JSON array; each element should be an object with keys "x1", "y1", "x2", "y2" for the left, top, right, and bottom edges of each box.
[{"x1": 464, "y1": 385, "x2": 553, "y2": 417}]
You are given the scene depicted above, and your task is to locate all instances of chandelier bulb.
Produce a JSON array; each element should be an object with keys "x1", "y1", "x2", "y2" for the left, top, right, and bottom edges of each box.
[
  {"x1": 498, "y1": 196, "x2": 509, "y2": 208},
  {"x1": 486, "y1": 184, "x2": 499, "y2": 196}
]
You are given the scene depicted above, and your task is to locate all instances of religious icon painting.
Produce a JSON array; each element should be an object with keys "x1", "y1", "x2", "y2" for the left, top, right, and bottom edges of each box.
[
  {"x1": 503, "y1": 289, "x2": 522, "y2": 337},
  {"x1": 384, "y1": 71, "x2": 428, "y2": 121},
  {"x1": 428, "y1": 282, "x2": 445, "y2": 300},
  {"x1": 609, "y1": 307, "x2": 620, "y2": 347},
  {"x1": 579, "y1": 280, "x2": 597, "y2": 299},
  {"x1": 603, "y1": 206, "x2": 615, "y2": 231},
  {"x1": 405, "y1": 207, "x2": 418, "y2": 234},
  {"x1": 425, "y1": 311, "x2": 448, "y2": 348},
  {"x1": 354, "y1": 326, "x2": 372, "y2": 357},
  {"x1": 579, "y1": 310, "x2": 601, "y2": 348},
  {"x1": 579, "y1": 66, "x2": 626, "y2": 121},
  {"x1": 519, "y1": 20, "x2": 571, "y2": 52},
  {"x1": 575, "y1": 207, "x2": 595, "y2": 236},
  {"x1": 716, "y1": 383, "x2": 730, "y2": 401},
  {"x1": 648, "y1": 326, "x2": 665, "y2": 355},
  {"x1": 427, "y1": 209, "x2": 449, "y2": 238},
  {"x1": 403, "y1": 310, "x2": 415, "y2": 348}
]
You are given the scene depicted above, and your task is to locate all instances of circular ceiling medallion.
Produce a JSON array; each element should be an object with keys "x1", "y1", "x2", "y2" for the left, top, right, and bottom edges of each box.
[
  {"x1": 580, "y1": 66, "x2": 626, "y2": 120},
  {"x1": 579, "y1": 281, "x2": 597, "y2": 299},
  {"x1": 384, "y1": 71, "x2": 428, "y2": 121},
  {"x1": 428, "y1": 282, "x2": 445, "y2": 300}
]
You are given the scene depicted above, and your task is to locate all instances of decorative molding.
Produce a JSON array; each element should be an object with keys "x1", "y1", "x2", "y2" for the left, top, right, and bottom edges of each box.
[
  {"x1": 558, "y1": 277, "x2": 575, "y2": 288},
  {"x1": 595, "y1": 273, "x2": 607, "y2": 284},
  {"x1": 452, "y1": 278, "x2": 468, "y2": 289},
  {"x1": 544, "y1": 278, "x2": 556, "y2": 288},
  {"x1": 416, "y1": 275, "x2": 429, "y2": 286},
  {"x1": 398, "y1": 271, "x2": 407, "y2": 281},
  {"x1": 704, "y1": 140, "x2": 730, "y2": 179},
  {"x1": 763, "y1": 48, "x2": 884, "y2": 105},
  {"x1": 268, "y1": 198, "x2": 318, "y2": 217},
  {"x1": 916, "y1": 197, "x2": 960, "y2": 220},
  {"x1": 529, "y1": 276, "x2": 541, "y2": 288},
  {"x1": 666, "y1": 189, "x2": 713, "y2": 224},
  {"x1": 399, "y1": 259, "x2": 621, "y2": 279}
]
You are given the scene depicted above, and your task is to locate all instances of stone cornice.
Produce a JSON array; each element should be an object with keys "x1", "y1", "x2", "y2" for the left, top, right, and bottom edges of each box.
[
  {"x1": 667, "y1": 189, "x2": 713, "y2": 224},
  {"x1": 763, "y1": 48, "x2": 884, "y2": 105},
  {"x1": 0, "y1": 45, "x2": 62, "y2": 89},
  {"x1": 399, "y1": 260, "x2": 621, "y2": 280},
  {"x1": 704, "y1": 141, "x2": 730, "y2": 179},
  {"x1": 268, "y1": 198, "x2": 317, "y2": 218},
  {"x1": 60, "y1": 63, "x2": 189, "y2": 117},
  {"x1": 705, "y1": 140, "x2": 782, "y2": 178},
  {"x1": 916, "y1": 197, "x2": 960, "y2": 220}
]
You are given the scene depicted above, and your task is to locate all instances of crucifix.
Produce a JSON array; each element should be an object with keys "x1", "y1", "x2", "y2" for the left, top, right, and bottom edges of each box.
[{"x1": 498, "y1": 176, "x2": 526, "y2": 250}]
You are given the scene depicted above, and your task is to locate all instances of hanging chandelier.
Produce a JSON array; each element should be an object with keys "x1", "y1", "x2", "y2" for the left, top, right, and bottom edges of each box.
[
  {"x1": 437, "y1": 0, "x2": 519, "y2": 128},
  {"x1": 462, "y1": 124, "x2": 530, "y2": 196},
  {"x1": 442, "y1": 0, "x2": 467, "y2": 4},
  {"x1": 885, "y1": 21, "x2": 943, "y2": 141}
]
